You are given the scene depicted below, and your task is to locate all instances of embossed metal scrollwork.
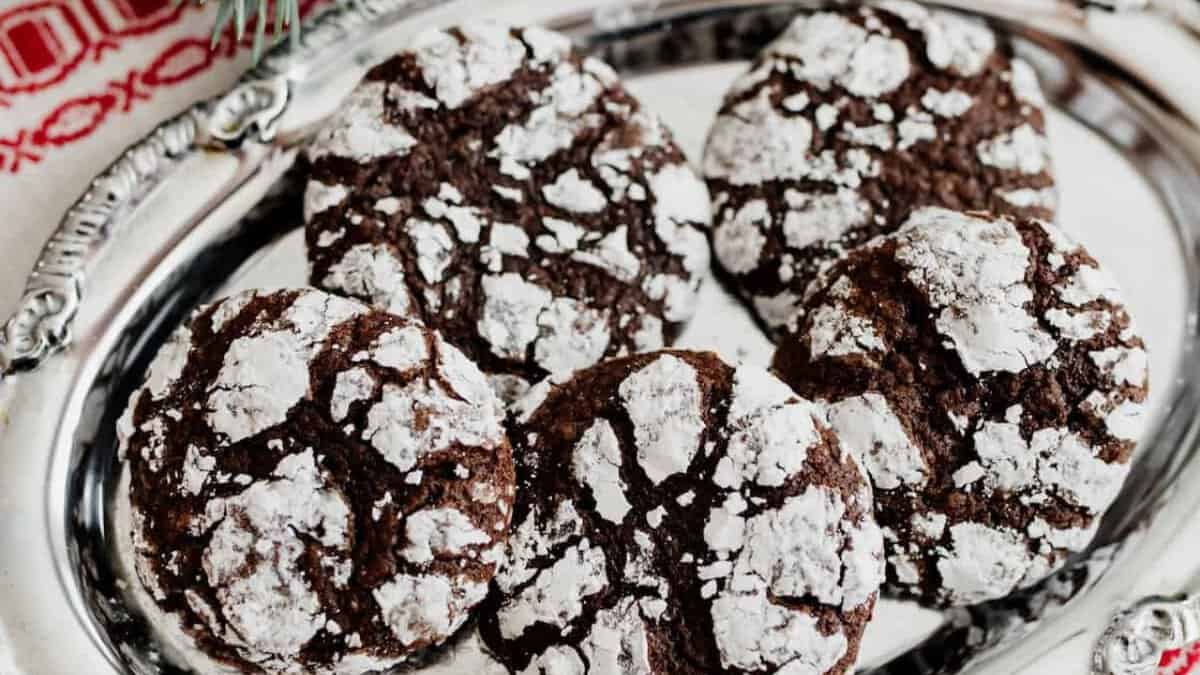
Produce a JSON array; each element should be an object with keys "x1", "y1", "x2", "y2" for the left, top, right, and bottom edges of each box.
[
  {"x1": 0, "y1": 287, "x2": 78, "y2": 373},
  {"x1": 0, "y1": 110, "x2": 200, "y2": 374},
  {"x1": 203, "y1": 77, "x2": 290, "y2": 147},
  {"x1": 1093, "y1": 595, "x2": 1200, "y2": 675}
]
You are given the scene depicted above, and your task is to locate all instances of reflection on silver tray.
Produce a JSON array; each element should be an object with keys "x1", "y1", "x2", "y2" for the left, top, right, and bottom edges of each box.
[{"x1": 2, "y1": 1, "x2": 1200, "y2": 674}]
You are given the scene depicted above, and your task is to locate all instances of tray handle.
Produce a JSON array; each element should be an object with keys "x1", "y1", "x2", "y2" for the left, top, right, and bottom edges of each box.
[
  {"x1": 1094, "y1": 595, "x2": 1200, "y2": 675},
  {"x1": 0, "y1": 111, "x2": 201, "y2": 374}
]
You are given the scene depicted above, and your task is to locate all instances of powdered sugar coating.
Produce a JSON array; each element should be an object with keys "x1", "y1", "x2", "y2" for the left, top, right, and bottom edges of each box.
[
  {"x1": 543, "y1": 169, "x2": 608, "y2": 214},
  {"x1": 198, "y1": 450, "x2": 351, "y2": 667},
  {"x1": 922, "y1": 88, "x2": 974, "y2": 117},
  {"x1": 710, "y1": 488, "x2": 864, "y2": 672},
  {"x1": 321, "y1": 243, "x2": 412, "y2": 317},
  {"x1": 714, "y1": 200, "x2": 769, "y2": 275},
  {"x1": 808, "y1": 303, "x2": 885, "y2": 361},
  {"x1": 878, "y1": 1, "x2": 996, "y2": 76},
  {"x1": 481, "y1": 350, "x2": 882, "y2": 674},
  {"x1": 208, "y1": 331, "x2": 314, "y2": 444},
  {"x1": 144, "y1": 326, "x2": 193, "y2": 399},
  {"x1": 934, "y1": 522, "x2": 1031, "y2": 605},
  {"x1": 976, "y1": 123, "x2": 1051, "y2": 175},
  {"x1": 478, "y1": 273, "x2": 553, "y2": 360},
  {"x1": 305, "y1": 181, "x2": 350, "y2": 223},
  {"x1": 704, "y1": 3, "x2": 1056, "y2": 340},
  {"x1": 773, "y1": 208, "x2": 1148, "y2": 607},
  {"x1": 331, "y1": 367, "x2": 376, "y2": 422},
  {"x1": 578, "y1": 598, "x2": 653, "y2": 674},
  {"x1": 308, "y1": 81, "x2": 417, "y2": 162},
  {"x1": 411, "y1": 23, "x2": 526, "y2": 110},
  {"x1": 893, "y1": 208, "x2": 1056, "y2": 375},
  {"x1": 704, "y1": 90, "x2": 819, "y2": 187},
  {"x1": 1010, "y1": 58, "x2": 1047, "y2": 108},
  {"x1": 719, "y1": 366, "x2": 825, "y2": 489},
  {"x1": 571, "y1": 419, "x2": 632, "y2": 524},
  {"x1": 826, "y1": 394, "x2": 927, "y2": 491},
  {"x1": 363, "y1": 376, "x2": 500, "y2": 473},
  {"x1": 497, "y1": 541, "x2": 609, "y2": 640},
  {"x1": 533, "y1": 298, "x2": 612, "y2": 375},
  {"x1": 117, "y1": 289, "x2": 515, "y2": 672},
  {"x1": 782, "y1": 189, "x2": 871, "y2": 251},
  {"x1": 619, "y1": 354, "x2": 705, "y2": 484},
  {"x1": 374, "y1": 574, "x2": 488, "y2": 649},
  {"x1": 306, "y1": 23, "x2": 710, "y2": 387}
]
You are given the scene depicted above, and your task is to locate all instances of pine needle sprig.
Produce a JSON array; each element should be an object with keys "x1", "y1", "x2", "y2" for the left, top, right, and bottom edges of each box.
[{"x1": 188, "y1": 0, "x2": 303, "y2": 61}]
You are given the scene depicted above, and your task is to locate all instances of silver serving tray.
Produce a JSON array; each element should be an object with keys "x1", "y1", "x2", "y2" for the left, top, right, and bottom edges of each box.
[{"x1": 2, "y1": 1, "x2": 1200, "y2": 673}]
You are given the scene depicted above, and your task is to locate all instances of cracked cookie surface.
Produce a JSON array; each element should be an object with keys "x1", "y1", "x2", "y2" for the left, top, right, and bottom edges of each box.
[
  {"x1": 703, "y1": 1, "x2": 1056, "y2": 338},
  {"x1": 305, "y1": 23, "x2": 711, "y2": 402},
  {"x1": 117, "y1": 288, "x2": 514, "y2": 674},
  {"x1": 772, "y1": 207, "x2": 1148, "y2": 607},
  {"x1": 478, "y1": 350, "x2": 883, "y2": 674}
]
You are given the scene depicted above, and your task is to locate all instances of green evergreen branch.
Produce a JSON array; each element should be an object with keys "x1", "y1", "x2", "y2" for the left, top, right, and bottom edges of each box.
[{"x1": 190, "y1": 0, "x2": 302, "y2": 61}]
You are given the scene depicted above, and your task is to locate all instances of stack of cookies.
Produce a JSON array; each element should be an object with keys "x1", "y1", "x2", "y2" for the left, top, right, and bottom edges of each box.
[{"x1": 115, "y1": 4, "x2": 1150, "y2": 674}]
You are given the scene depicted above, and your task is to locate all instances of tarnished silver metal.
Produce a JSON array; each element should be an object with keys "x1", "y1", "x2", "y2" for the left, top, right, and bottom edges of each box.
[
  {"x1": 202, "y1": 77, "x2": 290, "y2": 147},
  {"x1": 2, "y1": 1, "x2": 1200, "y2": 674},
  {"x1": 593, "y1": 0, "x2": 662, "y2": 30},
  {"x1": 1094, "y1": 595, "x2": 1200, "y2": 675}
]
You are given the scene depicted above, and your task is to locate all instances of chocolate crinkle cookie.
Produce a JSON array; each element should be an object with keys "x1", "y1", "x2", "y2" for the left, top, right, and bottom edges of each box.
[
  {"x1": 772, "y1": 207, "x2": 1149, "y2": 607},
  {"x1": 304, "y1": 23, "x2": 711, "y2": 401},
  {"x1": 703, "y1": 0, "x2": 1056, "y2": 338},
  {"x1": 477, "y1": 350, "x2": 884, "y2": 674},
  {"x1": 116, "y1": 288, "x2": 515, "y2": 674}
]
